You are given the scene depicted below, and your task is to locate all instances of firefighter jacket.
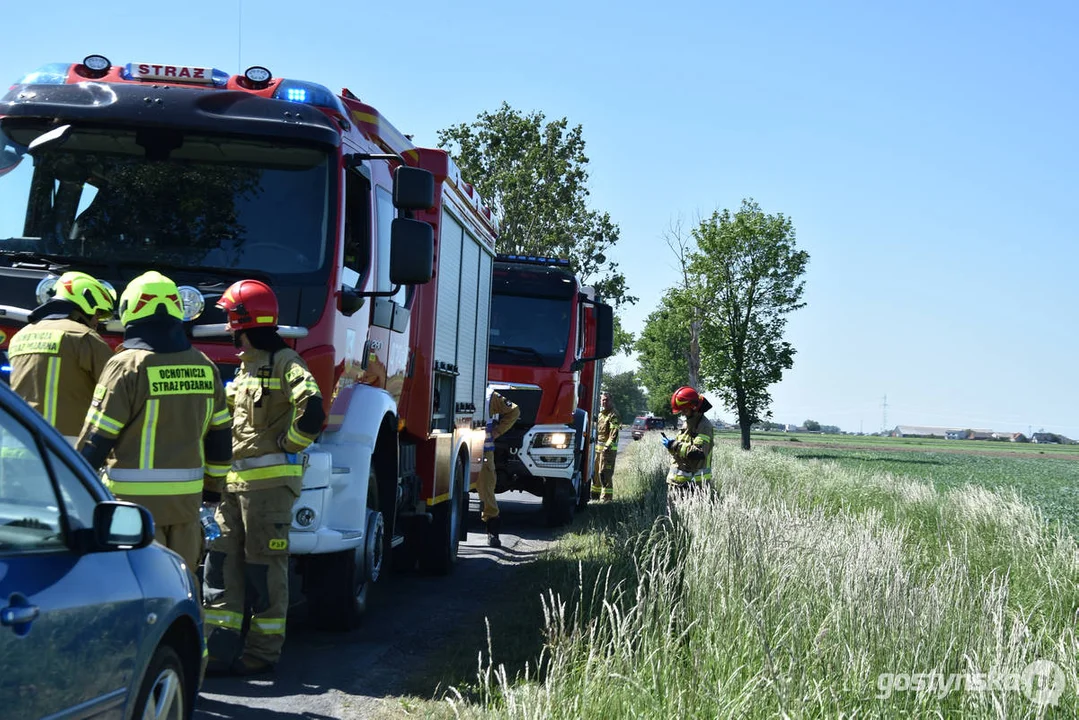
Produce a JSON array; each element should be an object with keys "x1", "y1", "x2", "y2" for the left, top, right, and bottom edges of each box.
[
  {"x1": 8, "y1": 303, "x2": 114, "y2": 439},
  {"x1": 666, "y1": 412, "x2": 715, "y2": 485},
  {"x1": 77, "y1": 322, "x2": 232, "y2": 527},
  {"x1": 224, "y1": 346, "x2": 324, "y2": 495},
  {"x1": 484, "y1": 390, "x2": 520, "y2": 452},
  {"x1": 597, "y1": 408, "x2": 621, "y2": 453}
]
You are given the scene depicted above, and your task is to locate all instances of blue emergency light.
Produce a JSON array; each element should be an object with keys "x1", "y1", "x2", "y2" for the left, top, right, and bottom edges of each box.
[
  {"x1": 0, "y1": 364, "x2": 10, "y2": 385},
  {"x1": 497, "y1": 254, "x2": 571, "y2": 267},
  {"x1": 273, "y1": 80, "x2": 341, "y2": 110}
]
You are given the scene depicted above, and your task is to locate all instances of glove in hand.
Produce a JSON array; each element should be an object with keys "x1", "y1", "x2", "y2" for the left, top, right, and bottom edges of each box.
[{"x1": 661, "y1": 436, "x2": 673, "y2": 449}]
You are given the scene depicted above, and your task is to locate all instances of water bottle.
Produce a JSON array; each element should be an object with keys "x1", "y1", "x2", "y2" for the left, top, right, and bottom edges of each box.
[{"x1": 199, "y1": 504, "x2": 221, "y2": 543}]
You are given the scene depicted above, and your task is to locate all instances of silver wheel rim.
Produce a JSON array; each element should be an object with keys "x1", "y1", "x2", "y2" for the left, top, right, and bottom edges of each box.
[{"x1": 141, "y1": 667, "x2": 183, "y2": 720}]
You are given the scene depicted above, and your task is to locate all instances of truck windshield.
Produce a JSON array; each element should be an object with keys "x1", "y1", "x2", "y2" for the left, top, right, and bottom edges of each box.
[
  {"x1": 489, "y1": 293, "x2": 572, "y2": 368},
  {"x1": 0, "y1": 122, "x2": 332, "y2": 276}
]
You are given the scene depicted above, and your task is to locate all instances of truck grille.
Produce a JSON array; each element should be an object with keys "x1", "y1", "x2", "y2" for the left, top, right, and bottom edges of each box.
[{"x1": 498, "y1": 388, "x2": 541, "y2": 427}]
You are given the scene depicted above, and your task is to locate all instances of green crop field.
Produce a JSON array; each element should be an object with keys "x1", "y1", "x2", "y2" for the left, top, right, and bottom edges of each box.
[
  {"x1": 764, "y1": 443, "x2": 1079, "y2": 531},
  {"x1": 716, "y1": 429, "x2": 1079, "y2": 457}
]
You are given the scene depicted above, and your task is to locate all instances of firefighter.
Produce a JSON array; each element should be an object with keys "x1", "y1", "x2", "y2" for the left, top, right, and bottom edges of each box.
[
  {"x1": 662, "y1": 386, "x2": 715, "y2": 490},
  {"x1": 77, "y1": 270, "x2": 232, "y2": 575},
  {"x1": 479, "y1": 388, "x2": 520, "y2": 548},
  {"x1": 203, "y1": 279, "x2": 325, "y2": 677},
  {"x1": 591, "y1": 392, "x2": 621, "y2": 502},
  {"x1": 8, "y1": 271, "x2": 116, "y2": 445}
]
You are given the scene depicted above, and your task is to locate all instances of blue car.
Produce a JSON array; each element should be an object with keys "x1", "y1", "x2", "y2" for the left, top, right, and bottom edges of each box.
[{"x1": 0, "y1": 380, "x2": 205, "y2": 719}]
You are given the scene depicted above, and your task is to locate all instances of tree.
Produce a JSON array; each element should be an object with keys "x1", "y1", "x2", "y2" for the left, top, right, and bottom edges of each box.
[
  {"x1": 692, "y1": 199, "x2": 809, "y2": 451},
  {"x1": 635, "y1": 290, "x2": 691, "y2": 419},
  {"x1": 803, "y1": 419, "x2": 821, "y2": 432},
  {"x1": 601, "y1": 371, "x2": 647, "y2": 420},
  {"x1": 437, "y1": 103, "x2": 637, "y2": 352}
]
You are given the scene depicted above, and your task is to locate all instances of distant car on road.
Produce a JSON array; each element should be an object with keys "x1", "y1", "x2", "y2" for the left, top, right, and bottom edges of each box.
[
  {"x1": 0, "y1": 380, "x2": 205, "y2": 719},
  {"x1": 631, "y1": 415, "x2": 667, "y2": 441}
]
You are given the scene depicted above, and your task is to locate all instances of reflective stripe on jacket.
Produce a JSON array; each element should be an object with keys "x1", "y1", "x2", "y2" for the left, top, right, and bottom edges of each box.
[
  {"x1": 226, "y1": 347, "x2": 320, "y2": 493},
  {"x1": 597, "y1": 408, "x2": 621, "y2": 452},
  {"x1": 667, "y1": 413, "x2": 715, "y2": 485},
  {"x1": 78, "y1": 346, "x2": 231, "y2": 525},
  {"x1": 8, "y1": 318, "x2": 114, "y2": 437}
]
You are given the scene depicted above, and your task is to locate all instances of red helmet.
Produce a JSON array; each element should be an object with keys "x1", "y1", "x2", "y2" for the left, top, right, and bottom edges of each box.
[
  {"x1": 671, "y1": 386, "x2": 701, "y2": 414},
  {"x1": 216, "y1": 279, "x2": 278, "y2": 332}
]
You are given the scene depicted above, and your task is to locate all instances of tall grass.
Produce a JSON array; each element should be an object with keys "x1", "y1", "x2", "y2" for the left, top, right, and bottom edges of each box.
[{"x1": 451, "y1": 441, "x2": 1079, "y2": 718}]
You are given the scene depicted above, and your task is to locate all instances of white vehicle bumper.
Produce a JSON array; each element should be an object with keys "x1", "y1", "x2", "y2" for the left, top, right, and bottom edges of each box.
[{"x1": 516, "y1": 424, "x2": 576, "y2": 480}]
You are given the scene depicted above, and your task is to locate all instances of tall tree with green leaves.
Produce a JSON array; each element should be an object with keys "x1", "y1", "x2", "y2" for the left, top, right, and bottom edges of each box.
[
  {"x1": 601, "y1": 370, "x2": 648, "y2": 420},
  {"x1": 635, "y1": 290, "x2": 692, "y2": 419},
  {"x1": 693, "y1": 199, "x2": 809, "y2": 450},
  {"x1": 437, "y1": 103, "x2": 636, "y2": 351}
]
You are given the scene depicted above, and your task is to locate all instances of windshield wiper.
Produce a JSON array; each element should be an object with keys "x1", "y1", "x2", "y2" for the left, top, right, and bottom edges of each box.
[
  {"x1": 0, "y1": 248, "x2": 108, "y2": 269},
  {"x1": 113, "y1": 260, "x2": 273, "y2": 286},
  {"x1": 490, "y1": 344, "x2": 548, "y2": 364}
]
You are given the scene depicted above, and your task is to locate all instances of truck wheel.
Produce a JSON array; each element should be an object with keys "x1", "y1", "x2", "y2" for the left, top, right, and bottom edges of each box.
[
  {"x1": 543, "y1": 477, "x2": 576, "y2": 527},
  {"x1": 419, "y1": 452, "x2": 465, "y2": 575},
  {"x1": 308, "y1": 468, "x2": 385, "y2": 631}
]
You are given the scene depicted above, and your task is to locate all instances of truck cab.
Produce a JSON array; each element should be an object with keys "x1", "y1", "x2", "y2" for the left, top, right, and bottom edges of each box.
[{"x1": 486, "y1": 255, "x2": 614, "y2": 525}]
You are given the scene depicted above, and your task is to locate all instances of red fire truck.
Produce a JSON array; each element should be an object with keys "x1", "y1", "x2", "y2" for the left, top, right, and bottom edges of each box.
[
  {"x1": 0, "y1": 55, "x2": 498, "y2": 630},
  {"x1": 486, "y1": 255, "x2": 614, "y2": 526}
]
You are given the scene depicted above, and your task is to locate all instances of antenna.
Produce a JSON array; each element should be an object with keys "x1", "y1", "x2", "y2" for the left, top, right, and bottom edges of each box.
[
  {"x1": 881, "y1": 394, "x2": 888, "y2": 434},
  {"x1": 237, "y1": 0, "x2": 243, "y2": 72}
]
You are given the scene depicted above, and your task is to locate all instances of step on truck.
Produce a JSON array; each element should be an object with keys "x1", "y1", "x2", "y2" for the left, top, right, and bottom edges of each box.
[
  {"x1": 485, "y1": 255, "x2": 614, "y2": 526},
  {"x1": 0, "y1": 55, "x2": 498, "y2": 630}
]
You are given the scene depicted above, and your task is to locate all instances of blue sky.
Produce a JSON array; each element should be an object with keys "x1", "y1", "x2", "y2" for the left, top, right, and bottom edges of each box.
[{"x1": 3, "y1": 0, "x2": 1076, "y2": 435}]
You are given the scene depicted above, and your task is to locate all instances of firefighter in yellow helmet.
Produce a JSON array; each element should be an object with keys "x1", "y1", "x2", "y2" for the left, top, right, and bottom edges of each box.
[
  {"x1": 203, "y1": 279, "x2": 325, "y2": 677},
  {"x1": 662, "y1": 386, "x2": 715, "y2": 489},
  {"x1": 76, "y1": 271, "x2": 232, "y2": 576},
  {"x1": 479, "y1": 388, "x2": 520, "y2": 547},
  {"x1": 8, "y1": 271, "x2": 116, "y2": 445},
  {"x1": 591, "y1": 392, "x2": 621, "y2": 502}
]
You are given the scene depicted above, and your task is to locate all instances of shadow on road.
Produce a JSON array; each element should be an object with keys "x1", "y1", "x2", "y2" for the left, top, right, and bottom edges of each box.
[{"x1": 194, "y1": 491, "x2": 567, "y2": 719}]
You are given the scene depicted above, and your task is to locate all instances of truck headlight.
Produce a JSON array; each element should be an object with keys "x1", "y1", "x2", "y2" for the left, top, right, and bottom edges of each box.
[
  {"x1": 534, "y1": 432, "x2": 570, "y2": 450},
  {"x1": 295, "y1": 507, "x2": 316, "y2": 527}
]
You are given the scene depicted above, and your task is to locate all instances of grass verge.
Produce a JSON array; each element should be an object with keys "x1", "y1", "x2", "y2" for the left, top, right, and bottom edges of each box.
[{"x1": 382, "y1": 438, "x2": 1079, "y2": 719}]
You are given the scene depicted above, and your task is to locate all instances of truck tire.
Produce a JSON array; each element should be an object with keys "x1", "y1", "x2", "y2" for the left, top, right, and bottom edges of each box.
[
  {"x1": 543, "y1": 477, "x2": 576, "y2": 527},
  {"x1": 308, "y1": 468, "x2": 385, "y2": 631},
  {"x1": 419, "y1": 452, "x2": 466, "y2": 575}
]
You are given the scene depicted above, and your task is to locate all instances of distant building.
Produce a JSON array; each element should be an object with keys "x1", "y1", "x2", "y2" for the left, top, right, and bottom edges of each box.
[{"x1": 1031, "y1": 432, "x2": 1059, "y2": 444}]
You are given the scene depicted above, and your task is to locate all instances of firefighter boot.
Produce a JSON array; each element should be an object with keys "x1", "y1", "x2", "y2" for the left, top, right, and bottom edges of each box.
[{"x1": 486, "y1": 516, "x2": 502, "y2": 548}]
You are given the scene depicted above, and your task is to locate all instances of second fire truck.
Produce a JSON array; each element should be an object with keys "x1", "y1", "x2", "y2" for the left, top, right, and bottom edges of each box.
[{"x1": 486, "y1": 255, "x2": 614, "y2": 526}]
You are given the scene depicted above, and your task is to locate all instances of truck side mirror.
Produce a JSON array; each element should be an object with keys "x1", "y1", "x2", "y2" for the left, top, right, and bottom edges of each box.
[
  {"x1": 393, "y1": 166, "x2": 435, "y2": 211},
  {"x1": 389, "y1": 218, "x2": 434, "y2": 285},
  {"x1": 594, "y1": 303, "x2": 614, "y2": 359},
  {"x1": 339, "y1": 287, "x2": 364, "y2": 317}
]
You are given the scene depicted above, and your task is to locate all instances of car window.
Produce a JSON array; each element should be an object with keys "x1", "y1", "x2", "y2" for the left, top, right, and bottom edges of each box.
[
  {"x1": 47, "y1": 449, "x2": 97, "y2": 531},
  {"x1": 0, "y1": 410, "x2": 64, "y2": 552}
]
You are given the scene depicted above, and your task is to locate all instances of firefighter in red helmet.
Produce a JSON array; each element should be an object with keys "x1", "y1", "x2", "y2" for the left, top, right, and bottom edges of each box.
[
  {"x1": 662, "y1": 386, "x2": 715, "y2": 489},
  {"x1": 203, "y1": 279, "x2": 325, "y2": 676}
]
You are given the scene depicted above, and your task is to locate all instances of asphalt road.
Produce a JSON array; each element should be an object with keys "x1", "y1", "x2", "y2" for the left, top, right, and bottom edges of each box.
[
  {"x1": 195, "y1": 428, "x2": 635, "y2": 719},
  {"x1": 194, "y1": 490, "x2": 554, "y2": 720}
]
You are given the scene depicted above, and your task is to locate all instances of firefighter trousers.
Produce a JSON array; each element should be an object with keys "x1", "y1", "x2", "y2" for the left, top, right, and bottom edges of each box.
[
  {"x1": 477, "y1": 451, "x2": 499, "y2": 522},
  {"x1": 155, "y1": 520, "x2": 204, "y2": 583},
  {"x1": 203, "y1": 484, "x2": 296, "y2": 666},
  {"x1": 593, "y1": 449, "x2": 616, "y2": 500}
]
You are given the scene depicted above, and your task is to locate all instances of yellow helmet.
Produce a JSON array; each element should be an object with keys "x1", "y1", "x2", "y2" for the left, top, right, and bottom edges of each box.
[
  {"x1": 53, "y1": 271, "x2": 116, "y2": 319},
  {"x1": 117, "y1": 271, "x2": 184, "y2": 326}
]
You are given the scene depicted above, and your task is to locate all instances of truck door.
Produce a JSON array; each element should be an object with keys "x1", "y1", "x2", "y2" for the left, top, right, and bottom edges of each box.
[{"x1": 370, "y1": 186, "x2": 411, "y2": 402}]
